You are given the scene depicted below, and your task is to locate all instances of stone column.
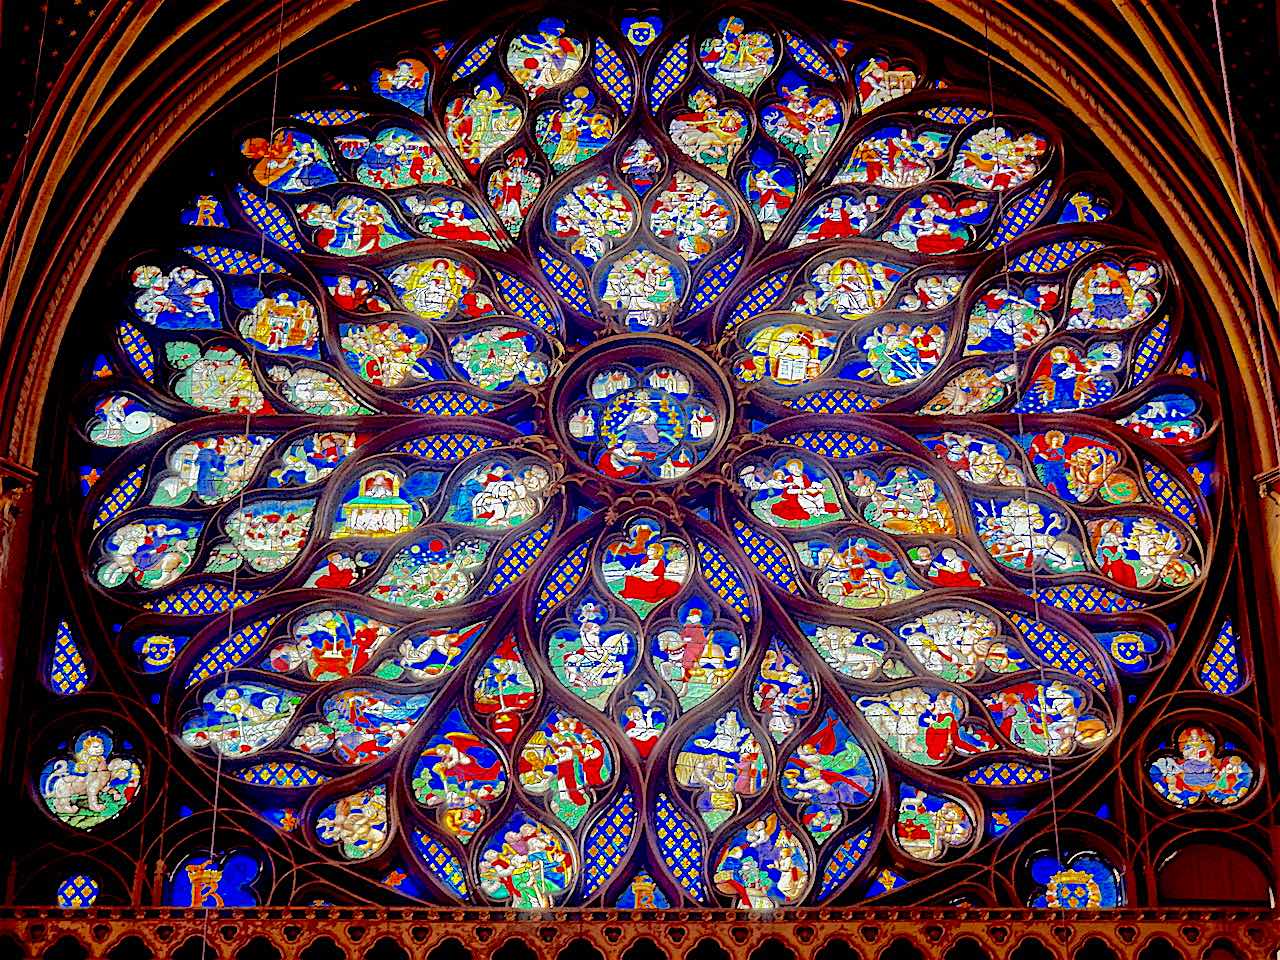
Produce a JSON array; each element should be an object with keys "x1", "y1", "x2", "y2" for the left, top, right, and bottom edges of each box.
[{"x1": 0, "y1": 465, "x2": 35, "y2": 751}]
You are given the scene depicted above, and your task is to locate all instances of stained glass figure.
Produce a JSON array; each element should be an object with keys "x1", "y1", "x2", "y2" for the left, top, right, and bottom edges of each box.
[
  {"x1": 517, "y1": 711, "x2": 613, "y2": 827},
  {"x1": 668, "y1": 89, "x2": 748, "y2": 175},
  {"x1": 600, "y1": 519, "x2": 691, "y2": 617},
  {"x1": 316, "y1": 784, "x2": 390, "y2": 859},
  {"x1": 781, "y1": 711, "x2": 874, "y2": 843},
  {"x1": 39, "y1": 731, "x2": 142, "y2": 830},
  {"x1": 508, "y1": 19, "x2": 585, "y2": 95},
  {"x1": 740, "y1": 145, "x2": 797, "y2": 237},
  {"x1": 712, "y1": 814, "x2": 809, "y2": 908},
  {"x1": 893, "y1": 784, "x2": 975, "y2": 861},
  {"x1": 652, "y1": 596, "x2": 742, "y2": 708},
  {"x1": 413, "y1": 708, "x2": 507, "y2": 841},
  {"x1": 752, "y1": 637, "x2": 814, "y2": 740},
  {"x1": 487, "y1": 148, "x2": 542, "y2": 235},
  {"x1": 478, "y1": 810, "x2": 575, "y2": 908},
  {"x1": 370, "y1": 59, "x2": 429, "y2": 113},
  {"x1": 1147, "y1": 726, "x2": 1254, "y2": 808},
  {"x1": 675, "y1": 709, "x2": 768, "y2": 829},
  {"x1": 547, "y1": 597, "x2": 636, "y2": 707}
]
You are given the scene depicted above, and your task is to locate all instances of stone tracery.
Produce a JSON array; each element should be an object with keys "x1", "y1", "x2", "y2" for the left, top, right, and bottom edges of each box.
[{"x1": 32, "y1": 2, "x2": 1234, "y2": 912}]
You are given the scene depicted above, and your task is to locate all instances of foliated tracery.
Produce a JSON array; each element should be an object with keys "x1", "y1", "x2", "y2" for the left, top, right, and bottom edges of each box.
[{"x1": 34, "y1": 3, "x2": 1241, "y2": 912}]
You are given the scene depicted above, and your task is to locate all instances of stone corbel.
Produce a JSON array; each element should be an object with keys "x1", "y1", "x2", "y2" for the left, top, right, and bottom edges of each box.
[
  {"x1": 0, "y1": 457, "x2": 36, "y2": 747},
  {"x1": 1255, "y1": 467, "x2": 1280, "y2": 505},
  {"x1": 0, "y1": 459, "x2": 36, "y2": 569}
]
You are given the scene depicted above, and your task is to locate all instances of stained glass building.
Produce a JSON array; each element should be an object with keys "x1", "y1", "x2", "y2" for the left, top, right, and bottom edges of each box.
[{"x1": 0, "y1": 2, "x2": 1278, "y2": 958}]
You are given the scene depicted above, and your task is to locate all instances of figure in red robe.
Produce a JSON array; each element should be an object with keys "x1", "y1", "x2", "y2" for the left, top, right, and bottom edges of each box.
[
  {"x1": 836, "y1": 539, "x2": 896, "y2": 596},
  {"x1": 429, "y1": 201, "x2": 492, "y2": 243},
  {"x1": 677, "y1": 608, "x2": 710, "y2": 676},
  {"x1": 596, "y1": 441, "x2": 652, "y2": 479},
  {"x1": 768, "y1": 460, "x2": 840, "y2": 523},
  {"x1": 811, "y1": 197, "x2": 862, "y2": 241},
  {"x1": 313, "y1": 552, "x2": 359, "y2": 589},
  {"x1": 437, "y1": 731, "x2": 503, "y2": 784},
  {"x1": 622, "y1": 544, "x2": 683, "y2": 605},
  {"x1": 549, "y1": 719, "x2": 608, "y2": 806}
]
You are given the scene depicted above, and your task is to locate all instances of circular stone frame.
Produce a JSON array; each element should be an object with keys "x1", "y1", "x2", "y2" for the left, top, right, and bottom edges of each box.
[{"x1": 549, "y1": 333, "x2": 736, "y2": 486}]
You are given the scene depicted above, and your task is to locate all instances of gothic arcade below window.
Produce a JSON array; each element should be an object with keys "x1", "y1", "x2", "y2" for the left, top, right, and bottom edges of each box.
[{"x1": 25, "y1": 2, "x2": 1254, "y2": 912}]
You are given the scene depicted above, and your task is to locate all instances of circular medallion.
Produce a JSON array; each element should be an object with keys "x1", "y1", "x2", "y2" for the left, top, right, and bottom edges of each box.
[{"x1": 552, "y1": 335, "x2": 733, "y2": 484}]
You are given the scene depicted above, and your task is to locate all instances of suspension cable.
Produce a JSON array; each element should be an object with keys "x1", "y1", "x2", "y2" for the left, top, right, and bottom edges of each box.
[
  {"x1": 1209, "y1": 0, "x2": 1280, "y2": 481},
  {"x1": 198, "y1": 0, "x2": 287, "y2": 949},
  {"x1": 982, "y1": 7, "x2": 1064, "y2": 876}
]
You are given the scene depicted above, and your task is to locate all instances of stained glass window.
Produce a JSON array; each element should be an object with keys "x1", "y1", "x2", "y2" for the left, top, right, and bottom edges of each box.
[{"x1": 22, "y1": 3, "x2": 1257, "y2": 911}]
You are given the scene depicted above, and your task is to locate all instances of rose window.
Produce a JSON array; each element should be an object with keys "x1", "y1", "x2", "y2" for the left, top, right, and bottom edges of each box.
[{"x1": 55, "y1": 6, "x2": 1222, "y2": 910}]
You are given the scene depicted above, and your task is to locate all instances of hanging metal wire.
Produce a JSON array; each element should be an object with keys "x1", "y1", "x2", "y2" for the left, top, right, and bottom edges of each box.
[
  {"x1": 981, "y1": 7, "x2": 1064, "y2": 875},
  {"x1": 198, "y1": 0, "x2": 289, "y2": 943},
  {"x1": 1210, "y1": 0, "x2": 1280, "y2": 485}
]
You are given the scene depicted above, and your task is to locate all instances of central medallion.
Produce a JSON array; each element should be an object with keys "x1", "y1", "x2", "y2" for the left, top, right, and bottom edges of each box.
[{"x1": 552, "y1": 335, "x2": 733, "y2": 484}]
